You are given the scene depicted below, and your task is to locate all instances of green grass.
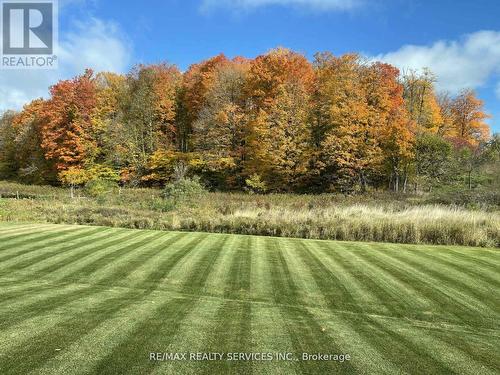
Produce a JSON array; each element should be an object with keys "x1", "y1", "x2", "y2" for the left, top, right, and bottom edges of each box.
[{"x1": 0, "y1": 223, "x2": 499, "y2": 374}]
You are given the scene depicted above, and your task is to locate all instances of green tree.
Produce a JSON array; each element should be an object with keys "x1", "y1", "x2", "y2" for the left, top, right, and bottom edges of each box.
[
  {"x1": 0, "y1": 111, "x2": 19, "y2": 179},
  {"x1": 414, "y1": 133, "x2": 453, "y2": 191}
]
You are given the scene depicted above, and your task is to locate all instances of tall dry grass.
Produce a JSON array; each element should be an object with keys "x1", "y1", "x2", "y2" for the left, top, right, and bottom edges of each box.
[{"x1": 0, "y1": 182, "x2": 498, "y2": 247}]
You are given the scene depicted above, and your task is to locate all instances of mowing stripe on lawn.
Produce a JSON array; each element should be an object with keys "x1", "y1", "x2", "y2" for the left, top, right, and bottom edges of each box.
[
  {"x1": 398, "y1": 246, "x2": 500, "y2": 292},
  {"x1": 223, "y1": 235, "x2": 252, "y2": 300},
  {"x1": 422, "y1": 247, "x2": 500, "y2": 286},
  {"x1": 428, "y1": 323, "x2": 500, "y2": 372},
  {"x1": 0, "y1": 224, "x2": 62, "y2": 238},
  {"x1": 293, "y1": 240, "x2": 358, "y2": 310},
  {"x1": 361, "y1": 313, "x2": 454, "y2": 374},
  {"x1": 99, "y1": 236, "x2": 234, "y2": 374},
  {"x1": 175, "y1": 234, "x2": 254, "y2": 374},
  {"x1": 95, "y1": 233, "x2": 199, "y2": 287},
  {"x1": 0, "y1": 279, "x2": 97, "y2": 316},
  {"x1": 70, "y1": 232, "x2": 186, "y2": 283},
  {"x1": 17, "y1": 232, "x2": 216, "y2": 375},
  {"x1": 204, "y1": 234, "x2": 241, "y2": 298},
  {"x1": 0, "y1": 282, "x2": 95, "y2": 330},
  {"x1": 0, "y1": 284, "x2": 127, "y2": 354},
  {"x1": 0, "y1": 223, "x2": 59, "y2": 237},
  {"x1": 0, "y1": 224, "x2": 498, "y2": 375},
  {"x1": 265, "y1": 237, "x2": 357, "y2": 374},
  {"x1": 1, "y1": 286, "x2": 159, "y2": 374},
  {"x1": 379, "y1": 246, "x2": 499, "y2": 317},
  {"x1": 0, "y1": 277, "x2": 72, "y2": 304},
  {"x1": 175, "y1": 235, "x2": 230, "y2": 294},
  {"x1": 248, "y1": 236, "x2": 275, "y2": 303},
  {"x1": 29, "y1": 290, "x2": 177, "y2": 375},
  {"x1": 358, "y1": 245, "x2": 495, "y2": 325},
  {"x1": 91, "y1": 295, "x2": 195, "y2": 375},
  {"x1": 157, "y1": 235, "x2": 227, "y2": 292},
  {"x1": 305, "y1": 307, "x2": 404, "y2": 374},
  {"x1": 0, "y1": 223, "x2": 41, "y2": 233},
  {"x1": 127, "y1": 233, "x2": 209, "y2": 290},
  {"x1": 151, "y1": 237, "x2": 249, "y2": 374},
  {"x1": 146, "y1": 298, "x2": 224, "y2": 375},
  {"x1": 412, "y1": 327, "x2": 499, "y2": 375},
  {"x1": 369, "y1": 314, "x2": 492, "y2": 375},
  {"x1": 206, "y1": 300, "x2": 253, "y2": 374},
  {"x1": 324, "y1": 241, "x2": 425, "y2": 316},
  {"x1": 249, "y1": 304, "x2": 298, "y2": 375},
  {"x1": 0, "y1": 227, "x2": 112, "y2": 271},
  {"x1": 338, "y1": 245, "x2": 431, "y2": 315},
  {"x1": 89, "y1": 235, "x2": 224, "y2": 374},
  {"x1": 282, "y1": 240, "x2": 329, "y2": 309},
  {"x1": 37, "y1": 230, "x2": 164, "y2": 280},
  {"x1": 302, "y1": 241, "x2": 379, "y2": 308},
  {"x1": 431, "y1": 246, "x2": 500, "y2": 273},
  {"x1": 293, "y1": 242, "x2": 452, "y2": 371},
  {"x1": 0, "y1": 226, "x2": 89, "y2": 262}
]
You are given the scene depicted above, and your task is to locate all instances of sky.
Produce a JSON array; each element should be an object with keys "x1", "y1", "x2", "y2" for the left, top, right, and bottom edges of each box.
[{"x1": 1, "y1": 0, "x2": 499, "y2": 132}]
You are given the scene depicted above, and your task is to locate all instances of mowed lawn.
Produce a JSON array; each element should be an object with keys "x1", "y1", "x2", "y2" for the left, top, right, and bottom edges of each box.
[{"x1": 0, "y1": 224, "x2": 498, "y2": 375}]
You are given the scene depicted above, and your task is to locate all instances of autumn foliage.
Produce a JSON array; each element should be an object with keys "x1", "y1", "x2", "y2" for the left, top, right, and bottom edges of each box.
[{"x1": 0, "y1": 48, "x2": 492, "y2": 193}]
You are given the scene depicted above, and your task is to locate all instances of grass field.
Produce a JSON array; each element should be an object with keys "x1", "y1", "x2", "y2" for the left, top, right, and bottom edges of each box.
[{"x1": 0, "y1": 223, "x2": 499, "y2": 374}]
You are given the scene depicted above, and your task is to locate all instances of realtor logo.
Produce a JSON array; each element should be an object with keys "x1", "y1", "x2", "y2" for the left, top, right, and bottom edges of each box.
[{"x1": 1, "y1": 0, "x2": 58, "y2": 69}]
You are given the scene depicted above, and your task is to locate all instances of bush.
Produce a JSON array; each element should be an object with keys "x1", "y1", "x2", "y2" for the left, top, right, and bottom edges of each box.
[
  {"x1": 163, "y1": 177, "x2": 206, "y2": 201},
  {"x1": 245, "y1": 174, "x2": 268, "y2": 194},
  {"x1": 84, "y1": 179, "x2": 119, "y2": 199},
  {"x1": 149, "y1": 197, "x2": 177, "y2": 212}
]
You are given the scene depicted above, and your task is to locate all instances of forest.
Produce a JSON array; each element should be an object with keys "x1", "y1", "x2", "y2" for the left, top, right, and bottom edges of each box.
[{"x1": 0, "y1": 48, "x2": 497, "y2": 194}]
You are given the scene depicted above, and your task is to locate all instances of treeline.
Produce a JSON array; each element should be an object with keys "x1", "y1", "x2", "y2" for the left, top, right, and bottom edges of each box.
[{"x1": 0, "y1": 48, "x2": 497, "y2": 193}]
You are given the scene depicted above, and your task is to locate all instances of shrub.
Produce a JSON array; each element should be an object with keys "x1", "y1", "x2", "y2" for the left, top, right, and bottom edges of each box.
[
  {"x1": 245, "y1": 174, "x2": 268, "y2": 194},
  {"x1": 162, "y1": 177, "x2": 206, "y2": 201},
  {"x1": 84, "y1": 179, "x2": 119, "y2": 199},
  {"x1": 149, "y1": 197, "x2": 177, "y2": 212}
]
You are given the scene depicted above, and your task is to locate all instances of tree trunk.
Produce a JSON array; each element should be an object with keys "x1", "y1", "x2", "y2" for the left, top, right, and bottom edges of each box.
[{"x1": 359, "y1": 171, "x2": 367, "y2": 193}]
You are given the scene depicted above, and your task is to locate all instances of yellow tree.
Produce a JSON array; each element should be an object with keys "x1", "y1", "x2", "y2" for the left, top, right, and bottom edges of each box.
[
  {"x1": 90, "y1": 72, "x2": 127, "y2": 167},
  {"x1": 450, "y1": 89, "x2": 490, "y2": 147},
  {"x1": 401, "y1": 69, "x2": 442, "y2": 133},
  {"x1": 244, "y1": 48, "x2": 315, "y2": 190},
  {"x1": 370, "y1": 63, "x2": 415, "y2": 192},
  {"x1": 260, "y1": 82, "x2": 312, "y2": 189},
  {"x1": 315, "y1": 53, "x2": 383, "y2": 192}
]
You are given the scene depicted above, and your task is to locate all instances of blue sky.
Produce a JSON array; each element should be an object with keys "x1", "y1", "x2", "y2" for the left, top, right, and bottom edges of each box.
[{"x1": 1, "y1": 0, "x2": 499, "y2": 132}]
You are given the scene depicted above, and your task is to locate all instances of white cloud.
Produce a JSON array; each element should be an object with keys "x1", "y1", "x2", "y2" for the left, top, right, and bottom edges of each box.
[
  {"x1": 201, "y1": 0, "x2": 363, "y2": 12},
  {"x1": 374, "y1": 30, "x2": 500, "y2": 95},
  {"x1": 0, "y1": 17, "x2": 132, "y2": 112}
]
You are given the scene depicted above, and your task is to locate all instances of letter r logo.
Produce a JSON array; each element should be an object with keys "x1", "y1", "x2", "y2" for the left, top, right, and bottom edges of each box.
[{"x1": 2, "y1": 1, "x2": 53, "y2": 54}]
